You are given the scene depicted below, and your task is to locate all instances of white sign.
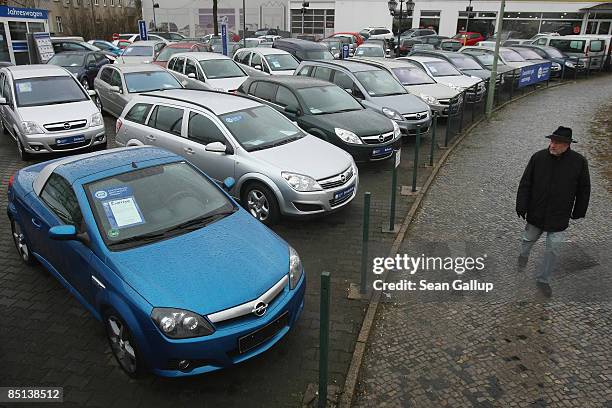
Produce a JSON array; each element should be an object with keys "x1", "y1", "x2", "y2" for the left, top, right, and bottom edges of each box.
[
  {"x1": 395, "y1": 149, "x2": 401, "y2": 168},
  {"x1": 108, "y1": 197, "x2": 143, "y2": 228}
]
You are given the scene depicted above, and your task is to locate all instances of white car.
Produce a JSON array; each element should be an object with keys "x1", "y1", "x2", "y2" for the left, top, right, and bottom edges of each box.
[
  {"x1": 167, "y1": 52, "x2": 249, "y2": 92},
  {"x1": 258, "y1": 35, "x2": 282, "y2": 45},
  {"x1": 233, "y1": 48, "x2": 299, "y2": 75},
  {"x1": 359, "y1": 27, "x2": 394, "y2": 41},
  {"x1": 116, "y1": 41, "x2": 166, "y2": 64},
  {"x1": 111, "y1": 33, "x2": 170, "y2": 46}
]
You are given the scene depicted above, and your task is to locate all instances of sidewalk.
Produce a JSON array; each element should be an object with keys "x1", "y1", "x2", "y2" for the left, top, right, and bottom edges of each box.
[{"x1": 354, "y1": 76, "x2": 612, "y2": 407}]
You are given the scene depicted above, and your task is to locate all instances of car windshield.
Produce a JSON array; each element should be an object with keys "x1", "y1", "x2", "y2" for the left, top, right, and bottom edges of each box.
[
  {"x1": 86, "y1": 161, "x2": 236, "y2": 250},
  {"x1": 199, "y1": 59, "x2": 245, "y2": 79},
  {"x1": 123, "y1": 46, "x2": 153, "y2": 56},
  {"x1": 512, "y1": 48, "x2": 544, "y2": 60},
  {"x1": 76, "y1": 41, "x2": 99, "y2": 51},
  {"x1": 500, "y1": 49, "x2": 525, "y2": 62},
  {"x1": 155, "y1": 47, "x2": 191, "y2": 62},
  {"x1": 392, "y1": 67, "x2": 435, "y2": 85},
  {"x1": 297, "y1": 85, "x2": 363, "y2": 115},
  {"x1": 124, "y1": 71, "x2": 182, "y2": 93},
  {"x1": 14, "y1": 76, "x2": 88, "y2": 107},
  {"x1": 301, "y1": 50, "x2": 334, "y2": 60},
  {"x1": 264, "y1": 54, "x2": 298, "y2": 71},
  {"x1": 354, "y1": 70, "x2": 406, "y2": 97},
  {"x1": 95, "y1": 41, "x2": 114, "y2": 51},
  {"x1": 424, "y1": 61, "x2": 462, "y2": 76},
  {"x1": 48, "y1": 53, "x2": 85, "y2": 67},
  {"x1": 355, "y1": 46, "x2": 385, "y2": 57},
  {"x1": 447, "y1": 55, "x2": 482, "y2": 70},
  {"x1": 220, "y1": 106, "x2": 304, "y2": 152}
]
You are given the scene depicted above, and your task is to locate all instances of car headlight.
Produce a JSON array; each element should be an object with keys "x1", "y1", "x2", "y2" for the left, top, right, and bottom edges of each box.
[
  {"x1": 90, "y1": 112, "x2": 103, "y2": 127},
  {"x1": 392, "y1": 120, "x2": 401, "y2": 138},
  {"x1": 151, "y1": 307, "x2": 215, "y2": 339},
  {"x1": 552, "y1": 62, "x2": 561, "y2": 69},
  {"x1": 382, "y1": 107, "x2": 403, "y2": 121},
  {"x1": 419, "y1": 93, "x2": 438, "y2": 105},
  {"x1": 334, "y1": 128, "x2": 362, "y2": 145},
  {"x1": 565, "y1": 61, "x2": 575, "y2": 68},
  {"x1": 214, "y1": 87, "x2": 226, "y2": 92},
  {"x1": 289, "y1": 246, "x2": 303, "y2": 289},
  {"x1": 21, "y1": 121, "x2": 43, "y2": 135},
  {"x1": 281, "y1": 172, "x2": 322, "y2": 192}
]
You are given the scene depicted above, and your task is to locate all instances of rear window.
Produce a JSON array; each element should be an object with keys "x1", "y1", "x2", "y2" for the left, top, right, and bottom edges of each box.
[
  {"x1": 125, "y1": 103, "x2": 153, "y2": 124},
  {"x1": 549, "y1": 39, "x2": 586, "y2": 53},
  {"x1": 123, "y1": 46, "x2": 153, "y2": 56}
]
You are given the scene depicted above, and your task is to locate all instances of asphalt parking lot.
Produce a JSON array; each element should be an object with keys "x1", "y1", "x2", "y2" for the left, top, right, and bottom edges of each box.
[{"x1": 0, "y1": 108, "x2": 450, "y2": 407}]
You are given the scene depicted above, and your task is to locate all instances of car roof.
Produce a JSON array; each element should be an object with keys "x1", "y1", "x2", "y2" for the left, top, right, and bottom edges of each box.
[
  {"x1": 274, "y1": 38, "x2": 327, "y2": 50},
  {"x1": 358, "y1": 43, "x2": 383, "y2": 48},
  {"x1": 172, "y1": 51, "x2": 230, "y2": 60},
  {"x1": 246, "y1": 75, "x2": 332, "y2": 89},
  {"x1": 250, "y1": 47, "x2": 291, "y2": 55},
  {"x1": 127, "y1": 40, "x2": 164, "y2": 46},
  {"x1": 33, "y1": 146, "x2": 179, "y2": 195},
  {"x1": 413, "y1": 50, "x2": 468, "y2": 57},
  {"x1": 402, "y1": 56, "x2": 448, "y2": 63},
  {"x1": 51, "y1": 50, "x2": 93, "y2": 55},
  {"x1": 107, "y1": 63, "x2": 165, "y2": 73},
  {"x1": 139, "y1": 89, "x2": 260, "y2": 115},
  {"x1": 165, "y1": 41, "x2": 204, "y2": 48},
  {"x1": 302, "y1": 59, "x2": 380, "y2": 72},
  {"x1": 5, "y1": 64, "x2": 71, "y2": 79},
  {"x1": 357, "y1": 57, "x2": 418, "y2": 70}
]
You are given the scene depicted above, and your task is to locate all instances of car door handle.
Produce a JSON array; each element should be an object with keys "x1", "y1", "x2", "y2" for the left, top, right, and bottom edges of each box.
[
  {"x1": 31, "y1": 218, "x2": 41, "y2": 228},
  {"x1": 184, "y1": 147, "x2": 195, "y2": 155},
  {"x1": 91, "y1": 275, "x2": 106, "y2": 289},
  {"x1": 146, "y1": 135, "x2": 156, "y2": 141}
]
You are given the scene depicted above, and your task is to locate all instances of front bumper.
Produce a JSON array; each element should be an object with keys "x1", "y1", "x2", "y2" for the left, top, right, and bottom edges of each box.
[
  {"x1": 396, "y1": 113, "x2": 432, "y2": 136},
  {"x1": 21, "y1": 125, "x2": 106, "y2": 154},
  {"x1": 346, "y1": 135, "x2": 401, "y2": 162},
  {"x1": 146, "y1": 273, "x2": 306, "y2": 377}
]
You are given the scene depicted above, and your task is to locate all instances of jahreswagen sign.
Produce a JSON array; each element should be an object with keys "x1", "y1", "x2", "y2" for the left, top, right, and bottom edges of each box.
[{"x1": 0, "y1": 6, "x2": 48, "y2": 20}]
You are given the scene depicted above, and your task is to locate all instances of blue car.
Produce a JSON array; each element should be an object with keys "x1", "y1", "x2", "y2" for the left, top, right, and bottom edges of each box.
[
  {"x1": 88, "y1": 39, "x2": 123, "y2": 56},
  {"x1": 7, "y1": 146, "x2": 305, "y2": 377}
]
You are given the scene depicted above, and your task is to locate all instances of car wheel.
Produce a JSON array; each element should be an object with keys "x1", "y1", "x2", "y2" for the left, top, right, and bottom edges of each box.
[
  {"x1": 105, "y1": 311, "x2": 145, "y2": 378},
  {"x1": 16, "y1": 138, "x2": 31, "y2": 161},
  {"x1": 10, "y1": 218, "x2": 36, "y2": 265},
  {"x1": 242, "y1": 182, "x2": 280, "y2": 225},
  {"x1": 0, "y1": 117, "x2": 6, "y2": 135},
  {"x1": 81, "y1": 78, "x2": 90, "y2": 90}
]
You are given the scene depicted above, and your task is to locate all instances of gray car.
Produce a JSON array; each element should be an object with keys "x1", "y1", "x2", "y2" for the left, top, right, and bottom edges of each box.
[
  {"x1": 167, "y1": 52, "x2": 249, "y2": 92},
  {"x1": 94, "y1": 64, "x2": 185, "y2": 118},
  {"x1": 116, "y1": 40, "x2": 166, "y2": 64},
  {"x1": 0, "y1": 65, "x2": 105, "y2": 160},
  {"x1": 295, "y1": 59, "x2": 432, "y2": 136},
  {"x1": 114, "y1": 89, "x2": 358, "y2": 224}
]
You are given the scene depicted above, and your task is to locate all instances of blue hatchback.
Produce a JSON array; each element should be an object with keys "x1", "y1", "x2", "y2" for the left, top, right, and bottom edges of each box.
[{"x1": 6, "y1": 146, "x2": 305, "y2": 377}]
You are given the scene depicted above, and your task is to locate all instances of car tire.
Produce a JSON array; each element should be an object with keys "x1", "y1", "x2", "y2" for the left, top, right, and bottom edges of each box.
[
  {"x1": 10, "y1": 218, "x2": 36, "y2": 266},
  {"x1": 95, "y1": 95, "x2": 105, "y2": 114},
  {"x1": 241, "y1": 182, "x2": 280, "y2": 225},
  {"x1": 0, "y1": 117, "x2": 7, "y2": 135},
  {"x1": 104, "y1": 310, "x2": 146, "y2": 378},
  {"x1": 16, "y1": 138, "x2": 31, "y2": 161}
]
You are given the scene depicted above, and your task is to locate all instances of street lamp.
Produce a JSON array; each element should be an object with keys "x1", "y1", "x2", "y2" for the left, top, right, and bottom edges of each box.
[
  {"x1": 388, "y1": 0, "x2": 414, "y2": 56},
  {"x1": 152, "y1": 1, "x2": 160, "y2": 31}
]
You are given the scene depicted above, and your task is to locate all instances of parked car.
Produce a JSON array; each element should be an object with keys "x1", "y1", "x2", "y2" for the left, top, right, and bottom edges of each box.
[
  {"x1": 47, "y1": 51, "x2": 110, "y2": 90},
  {"x1": 439, "y1": 39, "x2": 463, "y2": 52},
  {"x1": 204, "y1": 36, "x2": 242, "y2": 55},
  {"x1": 457, "y1": 49, "x2": 517, "y2": 83},
  {"x1": 396, "y1": 35, "x2": 449, "y2": 56},
  {"x1": 238, "y1": 76, "x2": 401, "y2": 162},
  {"x1": 149, "y1": 31, "x2": 187, "y2": 41},
  {"x1": 51, "y1": 38, "x2": 117, "y2": 62},
  {"x1": 115, "y1": 89, "x2": 359, "y2": 224},
  {"x1": 94, "y1": 64, "x2": 185, "y2": 117},
  {"x1": 0, "y1": 65, "x2": 105, "y2": 160},
  {"x1": 329, "y1": 32, "x2": 365, "y2": 47},
  {"x1": 399, "y1": 28, "x2": 437, "y2": 41},
  {"x1": 233, "y1": 48, "x2": 299, "y2": 75},
  {"x1": 152, "y1": 41, "x2": 210, "y2": 68},
  {"x1": 296, "y1": 34, "x2": 318, "y2": 42},
  {"x1": 167, "y1": 52, "x2": 249, "y2": 92},
  {"x1": 111, "y1": 33, "x2": 170, "y2": 46},
  {"x1": 87, "y1": 40, "x2": 123, "y2": 56},
  {"x1": 273, "y1": 38, "x2": 334, "y2": 62},
  {"x1": 6, "y1": 146, "x2": 306, "y2": 377},
  {"x1": 459, "y1": 46, "x2": 535, "y2": 70},
  {"x1": 258, "y1": 35, "x2": 282, "y2": 44},
  {"x1": 359, "y1": 27, "x2": 394, "y2": 41},
  {"x1": 354, "y1": 44, "x2": 386, "y2": 58},
  {"x1": 513, "y1": 44, "x2": 585, "y2": 73},
  {"x1": 408, "y1": 50, "x2": 493, "y2": 81},
  {"x1": 117, "y1": 41, "x2": 166, "y2": 64},
  {"x1": 452, "y1": 32, "x2": 486, "y2": 46},
  {"x1": 295, "y1": 59, "x2": 432, "y2": 136},
  {"x1": 319, "y1": 38, "x2": 343, "y2": 58},
  {"x1": 530, "y1": 35, "x2": 607, "y2": 70},
  {"x1": 242, "y1": 37, "x2": 266, "y2": 48},
  {"x1": 351, "y1": 58, "x2": 462, "y2": 117},
  {"x1": 411, "y1": 44, "x2": 436, "y2": 52},
  {"x1": 507, "y1": 46, "x2": 562, "y2": 75},
  {"x1": 398, "y1": 56, "x2": 485, "y2": 102}
]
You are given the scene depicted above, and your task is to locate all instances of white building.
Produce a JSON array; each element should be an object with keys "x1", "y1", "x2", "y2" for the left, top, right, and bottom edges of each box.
[{"x1": 142, "y1": 1, "x2": 612, "y2": 38}]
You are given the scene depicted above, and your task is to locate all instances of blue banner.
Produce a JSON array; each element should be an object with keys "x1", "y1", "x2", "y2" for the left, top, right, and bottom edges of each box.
[
  {"x1": 0, "y1": 6, "x2": 48, "y2": 20},
  {"x1": 518, "y1": 62, "x2": 552, "y2": 88},
  {"x1": 221, "y1": 24, "x2": 228, "y2": 56},
  {"x1": 342, "y1": 44, "x2": 350, "y2": 59},
  {"x1": 138, "y1": 19, "x2": 148, "y2": 41}
]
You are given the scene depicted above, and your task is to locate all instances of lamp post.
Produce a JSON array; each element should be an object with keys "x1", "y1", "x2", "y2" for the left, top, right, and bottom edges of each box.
[
  {"x1": 388, "y1": 0, "x2": 414, "y2": 57},
  {"x1": 152, "y1": 1, "x2": 160, "y2": 31}
]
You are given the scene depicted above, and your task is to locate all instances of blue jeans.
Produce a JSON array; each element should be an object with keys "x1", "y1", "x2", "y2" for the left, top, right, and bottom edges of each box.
[{"x1": 520, "y1": 223, "x2": 565, "y2": 284}]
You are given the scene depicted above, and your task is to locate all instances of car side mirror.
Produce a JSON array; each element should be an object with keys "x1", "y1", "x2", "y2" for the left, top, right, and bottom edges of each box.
[
  {"x1": 110, "y1": 85, "x2": 122, "y2": 94},
  {"x1": 88, "y1": 89, "x2": 97, "y2": 97},
  {"x1": 0, "y1": 97, "x2": 7, "y2": 105},
  {"x1": 284, "y1": 105, "x2": 301, "y2": 116},
  {"x1": 223, "y1": 177, "x2": 235, "y2": 191},
  {"x1": 187, "y1": 73, "x2": 196, "y2": 79},
  {"x1": 49, "y1": 225, "x2": 77, "y2": 241},
  {"x1": 87, "y1": 63, "x2": 97, "y2": 71},
  {"x1": 205, "y1": 141, "x2": 228, "y2": 153},
  {"x1": 254, "y1": 64, "x2": 262, "y2": 70}
]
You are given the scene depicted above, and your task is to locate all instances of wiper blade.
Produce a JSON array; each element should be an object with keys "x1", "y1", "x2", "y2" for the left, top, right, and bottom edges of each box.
[
  {"x1": 329, "y1": 108, "x2": 360, "y2": 114},
  {"x1": 108, "y1": 231, "x2": 167, "y2": 247},
  {"x1": 164, "y1": 210, "x2": 236, "y2": 233}
]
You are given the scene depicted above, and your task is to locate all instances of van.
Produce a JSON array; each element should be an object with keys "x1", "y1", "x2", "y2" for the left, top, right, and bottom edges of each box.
[
  {"x1": 272, "y1": 38, "x2": 334, "y2": 62},
  {"x1": 531, "y1": 35, "x2": 606, "y2": 69}
]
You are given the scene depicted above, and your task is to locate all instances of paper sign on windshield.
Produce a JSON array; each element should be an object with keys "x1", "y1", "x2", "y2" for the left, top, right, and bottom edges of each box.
[{"x1": 106, "y1": 198, "x2": 143, "y2": 228}]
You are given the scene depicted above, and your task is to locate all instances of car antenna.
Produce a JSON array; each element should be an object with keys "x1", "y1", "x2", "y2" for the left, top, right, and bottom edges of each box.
[{"x1": 131, "y1": 161, "x2": 138, "y2": 168}]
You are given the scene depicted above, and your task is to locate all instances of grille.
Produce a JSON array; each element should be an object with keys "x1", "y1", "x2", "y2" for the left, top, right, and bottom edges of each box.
[
  {"x1": 361, "y1": 131, "x2": 394, "y2": 145},
  {"x1": 402, "y1": 111, "x2": 429, "y2": 121},
  {"x1": 49, "y1": 140, "x2": 90, "y2": 151},
  {"x1": 318, "y1": 166, "x2": 354, "y2": 190},
  {"x1": 329, "y1": 190, "x2": 354, "y2": 207},
  {"x1": 407, "y1": 126, "x2": 429, "y2": 136},
  {"x1": 438, "y1": 99, "x2": 450, "y2": 106},
  {"x1": 44, "y1": 119, "x2": 87, "y2": 132}
]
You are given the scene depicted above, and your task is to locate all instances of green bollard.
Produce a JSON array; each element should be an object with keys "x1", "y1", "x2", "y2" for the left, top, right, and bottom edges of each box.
[
  {"x1": 389, "y1": 150, "x2": 398, "y2": 231},
  {"x1": 429, "y1": 113, "x2": 437, "y2": 167},
  {"x1": 318, "y1": 271, "x2": 331, "y2": 408},
  {"x1": 445, "y1": 102, "x2": 453, "y2": 147},
  {"x1": 360, "y1": 192, "x2": 371, "y2": 294},
  {"x1": 412, "y1": 125, "x2": 421, "y2": 192}
]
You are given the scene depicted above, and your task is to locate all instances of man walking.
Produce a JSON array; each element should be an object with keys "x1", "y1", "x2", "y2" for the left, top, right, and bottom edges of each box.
[{"x1": 516, "y1": 126, "x2": 591, "y2": 297}]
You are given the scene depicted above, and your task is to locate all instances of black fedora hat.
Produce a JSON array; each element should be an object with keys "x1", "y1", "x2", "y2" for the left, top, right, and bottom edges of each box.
[{"x1": 545, "y1": 126, "x2": 576, "y2": 143}]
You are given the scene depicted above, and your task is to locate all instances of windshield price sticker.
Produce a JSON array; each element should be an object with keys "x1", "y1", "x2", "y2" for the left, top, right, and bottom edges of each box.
[
  {"x1": 95, "y1": 185, "x2": 145, "y2": 229},
  {"x1": 224, "y1": 114, "x2": 243, "y2": 123},
  {"x1": 271, "y1": 61, "x2": 281, "y2": 68},
  {"x1": 17, "y1": 82, "x2": 32, "y2": 93}
]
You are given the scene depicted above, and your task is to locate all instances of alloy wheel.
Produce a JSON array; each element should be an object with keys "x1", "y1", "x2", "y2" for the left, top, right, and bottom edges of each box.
[
  {"x1": 11, "y1": 220, "x2": 31, "y2": 263},
  {"x1": 247, "y1": 189, "x2": 270, "y2": 221},
  {"x1": 81, "y1": 79, "x2": 90, "y2": 90},
  {"x1": 106, "y1": 315, "x2": 138, "y2": 375}
]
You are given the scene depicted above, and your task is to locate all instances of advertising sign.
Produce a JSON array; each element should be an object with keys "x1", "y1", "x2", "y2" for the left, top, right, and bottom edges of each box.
[
  {"x1": 221, "y1": 23, "x2": 228, "y2": 56},
  {"x1": 32, "y1": 32, "x2": 54, "y2": 63},
  {"x1": 0, "y1": 6, "x2": 48, "y2": 20},
  {"x1": 518, "y1": 62, "x2": 552, "y2": 88},
  {"x1": 138, "y1": 19, "x2": 148, "y2": 41}
]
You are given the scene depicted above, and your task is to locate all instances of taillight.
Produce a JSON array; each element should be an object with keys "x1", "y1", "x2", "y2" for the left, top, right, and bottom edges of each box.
[
  {"x1": 8, "y1": 174, "x2": 15, "y2": 190},
  {"x1": 116, "y1": 118, "x2": 123, "y2": 134}
]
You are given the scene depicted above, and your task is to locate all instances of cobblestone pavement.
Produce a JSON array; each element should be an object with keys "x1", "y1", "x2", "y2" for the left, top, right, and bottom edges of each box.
[
  {"x1": 354, "y1": 76, "x2": 612, "y2": 407},
  {"x1": 0, "y1": 95, "x2": 451, "y2": 406}
]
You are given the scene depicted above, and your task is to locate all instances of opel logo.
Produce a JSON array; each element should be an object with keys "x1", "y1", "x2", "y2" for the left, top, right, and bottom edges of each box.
[
  {"x1": 252, "y1": 301, "x2": 268, "y2": 317},
  {"x1": 378, "y1": 134, "x2": 384, "y2": 142},
  {"x1": 340, "y1": 174, "x2": 346, "y2": 182},
  {"x1": 415, "y1": 113, "x2": 422, "y2": 120},
  {"x1": 63, "y1": 122, "x2": 71, "y2": 130}
]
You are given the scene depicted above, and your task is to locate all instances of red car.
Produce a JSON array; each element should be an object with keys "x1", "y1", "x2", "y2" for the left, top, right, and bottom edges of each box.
[
  {"x1": 152, "y1": 41, "x2": 210, "y2": 68},
  {"x1": 328, "y1": 32, "x2": 365, "y2": 46},
  {"x1": 453, "y1": 31, "x2": 486, "y2": 46}
]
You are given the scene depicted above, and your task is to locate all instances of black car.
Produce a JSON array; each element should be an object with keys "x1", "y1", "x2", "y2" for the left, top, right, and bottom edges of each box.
[
  {"x1": 408, "y1": 50, "x2": 493, "y2": 81},
  {"x1": 273, "y1": 38, "x2": 334, "y2": 62},
  {"x1": 46, "y1": 51, "x2": 110, "y2": 90},
  {"x1": 396, "y1": 35, "x2": 451, "y2": 56},
  {"x1": 510, "y1": 45, "x2": 571, "y2": 76},
  {"x1": 50, "y1": 38, "x2": 117, "y2": 62},
  {"x1": 237, "y1": 76, "x2": 401, "y2": 162}
]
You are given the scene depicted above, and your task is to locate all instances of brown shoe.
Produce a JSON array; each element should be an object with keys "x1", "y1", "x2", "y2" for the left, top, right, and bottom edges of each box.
[{"x1": 536, "y1": 282, "x2": 552, "y2": 298}]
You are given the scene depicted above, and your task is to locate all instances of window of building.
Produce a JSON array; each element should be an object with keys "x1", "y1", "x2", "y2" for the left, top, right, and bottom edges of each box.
[
  {"x1": 8, "y1": 22, "x2": 27, "y2": 41},
  {"x1": 419, "y1": 10, "x2": 440, "y2": 33},
  {"x1": 291, "y1": 8, "x2": 334, "y2": 36}
]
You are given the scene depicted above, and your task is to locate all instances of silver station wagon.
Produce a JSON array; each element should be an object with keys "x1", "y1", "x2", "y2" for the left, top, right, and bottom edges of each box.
[{"x1": 114, "y1": 89, "x2": 358, "y2": 224}]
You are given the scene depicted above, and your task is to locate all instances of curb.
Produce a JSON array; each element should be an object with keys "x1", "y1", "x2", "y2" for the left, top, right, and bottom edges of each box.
[{"x1": 338, "y1": 80, "x2": 571, "y2": 408}]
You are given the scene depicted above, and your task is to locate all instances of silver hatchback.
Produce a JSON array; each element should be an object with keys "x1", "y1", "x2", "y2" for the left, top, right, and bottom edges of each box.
[{"x1": 115, "y1": 89, "x2": 358, "y2": 224}]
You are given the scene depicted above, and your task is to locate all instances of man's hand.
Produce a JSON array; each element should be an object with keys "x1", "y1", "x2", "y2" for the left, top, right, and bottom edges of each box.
[{"x1": 517, "y1": 210, "x2": 526, "y2": 220}]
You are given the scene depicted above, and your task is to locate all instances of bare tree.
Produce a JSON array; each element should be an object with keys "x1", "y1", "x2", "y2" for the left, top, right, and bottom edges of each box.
[{"x1": 213, "y1": 0, "x2": 218, "y2": 35}]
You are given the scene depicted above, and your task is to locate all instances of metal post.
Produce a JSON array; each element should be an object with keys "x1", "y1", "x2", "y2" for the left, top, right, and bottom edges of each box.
[
  {"x1": 396, "y1": 0, "x2": 403, "y2": 58},
  {"x1": 318, "y1": 272, "x2": 331, "y2": 408},
  {"x1": 429, "y1": 113, "x2": 437, "y2": 166},
  {"x1": 485, "y1": 0, "x2": 506, "y2": 118},
  {"x1": 587, "y1": 56, "x2": 591, "y2": 77},
  {"x1": 243, "y1": 0, "x2": 247, "y2": 48},
  {"x1": 360, "y1": 193, "x2": 371, "y2": 295},
  {"x1": 389, "y1": 150, "x2": 398, "y2": 230},
  {"x1": 574, "y1": 58, "x2": 578, "y2": 80},
  {"x1": 152, "y1": 0, "x2": 157, "y2": 31},
  {"x1": 510, "y1": 69, "x2": 515, "y2": 99},
  {"x1": 412, "y1": 126, "x2": 420, "y2": 192},
  {"x1": 445, "y1": 104, "x2": 452, "y2": 147},
  {"x1": 561, "y1": 61, "x2": 565, "y2": 81},
  {"x1": 458, "y1": 90, "x2": 466, "y2": 133}
]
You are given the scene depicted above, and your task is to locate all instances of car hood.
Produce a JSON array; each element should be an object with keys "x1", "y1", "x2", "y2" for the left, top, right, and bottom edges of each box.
[
  {"x1": 18, "y1": 100, "x2": 97, "y2": 124},
  {"x1": 117, "y1": 56, "x2": 154, "y2": 64},
  {"x1": 250, "y1": 134, "x2": 352, "y2": 180},
  {"x1": 504, "y1": 61, "x2": 534, "y2": 69},
  {"x1": 308, "y1": 109, "x2": 394, "y2": 136},
  {"x1": 107, "y1": 211, "x2": 289, "y2": 314},
  {"x1": 207, "y1": 76, "x2": 248, "y2": 92},
  {"x1": 433, "y1": 75, "x2": 481, "y2": 89},
  {"x1": 461, "y1": 69, "x2": 491, "y2": 80},
  {"x1": 405, "y1": 83, "x2": 460, "y2": 99},
  {"x1": 370, "y1": 93, "x2": 429, "y2": 115}
]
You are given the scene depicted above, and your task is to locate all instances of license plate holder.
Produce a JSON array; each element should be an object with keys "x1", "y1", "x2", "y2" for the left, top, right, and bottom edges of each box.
[
  {"x1": 372, "y1": 146, "x2": 393, "y2": 157},
  {"x1": 334, "y1": 183, "x2": 355, "y2": 200},
  {"x1": 238, "y1": 311, "x2": 289, "y2": 354},
  {"x1": 55, "y1": 135, "x2": 86, "y2": 146}
]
